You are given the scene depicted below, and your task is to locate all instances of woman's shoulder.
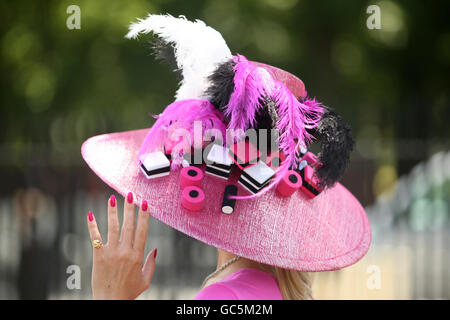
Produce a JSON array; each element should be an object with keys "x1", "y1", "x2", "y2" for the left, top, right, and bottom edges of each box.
[
  {"x1": 194, "y1": 281, "x2": 239, "y2": 300},
  {"x1": 194, "y1": 268, "x2": 283, "y2": 300}
]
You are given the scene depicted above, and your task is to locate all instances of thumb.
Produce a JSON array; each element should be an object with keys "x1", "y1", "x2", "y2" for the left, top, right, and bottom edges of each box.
[{"x1": 142, "y1": 248, "x2": 157, "y2": 288}]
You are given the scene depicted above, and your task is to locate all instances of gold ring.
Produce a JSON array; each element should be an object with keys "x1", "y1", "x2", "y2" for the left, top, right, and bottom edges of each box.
[{"x1": 92, "y1": 239, "x2": 103, "y2": 249}]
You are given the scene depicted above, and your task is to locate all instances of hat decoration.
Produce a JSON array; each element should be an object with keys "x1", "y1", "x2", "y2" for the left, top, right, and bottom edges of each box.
[
  {"x1": 126, "y1": 14, "x2": 354, "y2": 204},
  {"x1": 81, "y1": 14, "x2": 371, "y2": 271},
  {"x1": 137, "y1": 99, "x2": 227, "y2": 167}
]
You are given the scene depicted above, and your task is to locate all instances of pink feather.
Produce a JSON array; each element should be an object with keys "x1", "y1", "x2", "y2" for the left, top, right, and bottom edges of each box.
[
  {"x1": 275, "y1": 83, "x2": 323, "y2": 166},
  {"x1": 225, "y1": 55, "x2": 275, "y2": 138},
  {"x1": 138, "y1": 99, "x2": 227, "y2": 167},
  {"x1": 229, "y1": 74, "x2": 323, "y2": 200}
]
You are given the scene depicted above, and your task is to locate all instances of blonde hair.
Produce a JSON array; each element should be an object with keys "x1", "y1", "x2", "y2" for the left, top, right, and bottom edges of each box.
[{"x1": 258, "y1": 263, "x2": 313, "y2": 300}]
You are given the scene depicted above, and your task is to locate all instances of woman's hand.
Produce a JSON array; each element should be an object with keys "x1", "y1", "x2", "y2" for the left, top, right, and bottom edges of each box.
[{"x1": 87, "y1": 192, "x2": 157, "y2": 300}]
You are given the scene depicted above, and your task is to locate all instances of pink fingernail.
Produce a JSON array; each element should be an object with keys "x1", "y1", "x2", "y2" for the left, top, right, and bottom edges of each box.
[
  {"x1": 154, "y1": 248, "x2": 158, "y2": 259},
  {"x1": 88, "y1": 211, "x2": 93, "y2": 222},
  {"x1": 110, "y1": 195, "x2": 116, "y2": 207},
  {"x1": 127, "y1": 192, "x2": 133, "y2": 204},
  {"x1": 141, "y1": 200, "x2": 148, "y2": 211}
]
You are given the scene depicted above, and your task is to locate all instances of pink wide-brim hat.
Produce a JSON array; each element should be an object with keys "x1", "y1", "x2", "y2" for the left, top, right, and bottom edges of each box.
[{"x1": 81, "y1": 62, "x2": 371, "y2": 272}]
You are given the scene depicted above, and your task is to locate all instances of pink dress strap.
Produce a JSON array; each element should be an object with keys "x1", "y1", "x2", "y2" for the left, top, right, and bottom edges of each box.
[{"x1": 194, "y1": 268, "x2": 283, "y2": 300}]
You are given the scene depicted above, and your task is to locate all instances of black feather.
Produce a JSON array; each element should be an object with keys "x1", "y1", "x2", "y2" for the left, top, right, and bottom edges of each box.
[
  {"x1": 149, "y1": 37, "x2": 182, "y2": 81},
  {"x1": 311, "y1": 106, "x2": 354, "y2": 188},
  {"x1": 255, "y1": 96, "x2": 278, "y2": 129},
  {"x1": 205, "y1": 59, "x2": 235, "y2": 112},
  {"x1": 254, "y1": 96, "x2": 279, "y2": 153}
]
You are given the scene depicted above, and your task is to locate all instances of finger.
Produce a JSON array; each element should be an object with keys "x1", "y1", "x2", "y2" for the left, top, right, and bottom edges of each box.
[
  {"x1": 142, "y1": 248, "x2": 157, "y2": 288},
  {"x1": 120, "y1": 191, "x2": 135, "y2": 247},
  {"x1": 134, "y1": 200, "x2": 149, "y2": 253},
  {"x1": 87, "y1": 211, "x2": 103, "y2": 257},
  {"x1": 107, "y1": 194, "x2": 119, "y2": 246}
]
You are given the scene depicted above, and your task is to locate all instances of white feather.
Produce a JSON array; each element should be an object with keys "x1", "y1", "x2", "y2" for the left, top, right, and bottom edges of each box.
[{"x1": 125, "y1": 14, "x2": 233, "y2": 101}]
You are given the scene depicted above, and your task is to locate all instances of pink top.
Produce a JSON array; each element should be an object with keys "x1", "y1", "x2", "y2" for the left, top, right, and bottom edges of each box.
[{"x1": 194, "y1": 268, "x2": 283, "y2": 300}]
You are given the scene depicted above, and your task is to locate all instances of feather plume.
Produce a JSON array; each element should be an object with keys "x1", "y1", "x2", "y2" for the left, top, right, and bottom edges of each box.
[
  {"x1": 205, "y1": 59, "x2": 235, "y2": 112},
  {"x1": 138, "y1": 99, "x2": 226, "y2": 167},
  {"x1": 149, "y1": 38, "x2": 182, "y2": 81},
  {"x1": 230, "y1": 81, "x2": 324, "y2": 200},
  {"x1": 276, "y1": 90, "x2": 323, "y2": 168},
  {"x1": 125, "y1": 14, "x2": 232, "y2": 101},
  {"x1": 311, "y1": 106, "x2": 354, "y2": 188},
  {"x1": 225, "y1": 55, "x2": 276, "y2": 138}
]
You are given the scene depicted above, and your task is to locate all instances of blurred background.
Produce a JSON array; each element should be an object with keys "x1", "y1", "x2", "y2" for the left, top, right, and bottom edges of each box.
[{"x1": 1, "y1": 0, "x2": 449, "y2": 299}]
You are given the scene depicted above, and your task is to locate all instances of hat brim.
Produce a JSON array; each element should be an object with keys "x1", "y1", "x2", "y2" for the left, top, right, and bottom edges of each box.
[{"x1": 81, "y1": 129, "x2": 371, "y2": 272}]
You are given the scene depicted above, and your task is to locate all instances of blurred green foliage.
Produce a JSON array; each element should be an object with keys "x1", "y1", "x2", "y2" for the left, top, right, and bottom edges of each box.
[{"x1": 1, "y1": 0, "x2": 449, "y2": 176}]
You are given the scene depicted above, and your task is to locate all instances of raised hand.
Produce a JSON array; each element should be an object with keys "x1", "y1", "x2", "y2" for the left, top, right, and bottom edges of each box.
[{"x1": 87, "y1": 192, "x2": 157, "y2": 300}]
